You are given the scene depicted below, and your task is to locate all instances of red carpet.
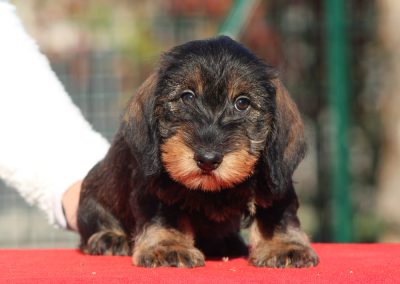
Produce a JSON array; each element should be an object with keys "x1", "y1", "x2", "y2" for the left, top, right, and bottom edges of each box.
[{"x1": 0, "y1": 244, "x2": 399, "y2": 283}]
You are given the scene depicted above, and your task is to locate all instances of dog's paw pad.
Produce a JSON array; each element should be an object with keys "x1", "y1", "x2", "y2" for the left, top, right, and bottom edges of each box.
[
  {"x1": 133, "y1": 245, "x2": 205, "y2": 268},
  {"x1": 84, "y1": 230, "x2": 129, "y2": 256},
  {"x1": 250, "y1": 245, "x2": 319, "y2": 268}
]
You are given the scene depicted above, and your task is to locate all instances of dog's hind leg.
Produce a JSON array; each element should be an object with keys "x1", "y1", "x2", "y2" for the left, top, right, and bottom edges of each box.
[{"x1": 78, "y1": 197, "x2": 130, "y2": 256}]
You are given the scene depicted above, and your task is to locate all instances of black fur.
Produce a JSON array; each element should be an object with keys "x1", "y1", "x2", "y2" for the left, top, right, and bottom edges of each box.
[{"x1": 77, "y1": 36, "x2": 318, "y2": 268}]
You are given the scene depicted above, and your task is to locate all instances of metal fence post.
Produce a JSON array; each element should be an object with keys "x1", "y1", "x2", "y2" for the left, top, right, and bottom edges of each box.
[
  {"x1": 324, "y1": 0, "x2": 352, "y2": 242},
  {"x1": 218, "y1": 0, "x2": 259, "y2": 39}
]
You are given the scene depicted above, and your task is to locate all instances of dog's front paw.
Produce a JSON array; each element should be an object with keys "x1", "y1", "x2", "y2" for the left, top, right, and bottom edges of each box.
[
  {"x1": 250, "y1": 243, "x2": 319, "y2": 268},
  {"x1": 133, "y1": 243, "x2": 205, "y2": 268}
]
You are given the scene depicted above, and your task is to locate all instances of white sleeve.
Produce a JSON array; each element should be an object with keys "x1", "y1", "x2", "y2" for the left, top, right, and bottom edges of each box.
[{"x1": 0, "y1": 2, "x2": 110, "y2": 228}]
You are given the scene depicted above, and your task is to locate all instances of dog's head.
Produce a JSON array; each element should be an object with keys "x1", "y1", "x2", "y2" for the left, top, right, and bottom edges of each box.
[{"x1": 122, "y1": 36, "x2": 306, "y2": 196}]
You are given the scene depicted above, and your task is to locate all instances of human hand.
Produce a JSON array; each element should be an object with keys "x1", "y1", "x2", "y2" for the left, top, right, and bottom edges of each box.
[{"x1": 62, "y1": 180, "x2": 82, "y2": 231}]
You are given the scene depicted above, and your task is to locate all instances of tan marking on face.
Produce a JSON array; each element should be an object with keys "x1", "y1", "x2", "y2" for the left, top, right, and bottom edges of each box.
[
  {"x1": 212, "y1": 149, "x2": 258, "y2": 188},
  {"x1": 189, "y1": 66, "x2": 204, "y2": 95},
  {"x1": 161, "y1": 132, "x2": 258, "y2": 191},
  {"x1": 160, "y1": 132, "x2": 200, "y2": 182},
  {"x1": 227, "y1": 72, "x2": 253, "y2": 100}
]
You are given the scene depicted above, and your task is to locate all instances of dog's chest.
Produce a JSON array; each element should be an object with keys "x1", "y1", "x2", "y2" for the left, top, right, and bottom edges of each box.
[{"x1": 153, "y1": 176, "x2": 254, "y2": 222}]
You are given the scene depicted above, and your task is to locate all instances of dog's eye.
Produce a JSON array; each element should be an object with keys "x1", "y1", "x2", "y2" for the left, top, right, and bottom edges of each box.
[
  {"x1": 234, "y1": 96, "x2": 251, "y2": 111},
  {"x1": 181, "y1": 90, "x2": 196, "y2": 104}
]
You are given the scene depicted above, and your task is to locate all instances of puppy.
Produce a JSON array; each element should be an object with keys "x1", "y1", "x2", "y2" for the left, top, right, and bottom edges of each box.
[{"x1": 77, "y1": 36, "x2": 319, "y2": 268}]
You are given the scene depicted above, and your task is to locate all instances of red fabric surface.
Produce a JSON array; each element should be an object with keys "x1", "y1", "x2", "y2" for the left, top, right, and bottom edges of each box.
[{"x1": 0, "y1": 244, "x2": 399, "y2": 283}]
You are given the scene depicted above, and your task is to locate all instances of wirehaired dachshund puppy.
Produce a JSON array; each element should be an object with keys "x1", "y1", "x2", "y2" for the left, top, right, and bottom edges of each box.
[{"x1": 77, "y1": 36, "x2": 319, "y2": 268}]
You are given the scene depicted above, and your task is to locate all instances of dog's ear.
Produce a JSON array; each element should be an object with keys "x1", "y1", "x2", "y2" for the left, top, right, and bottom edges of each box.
[
  {"x1": 121, "y1": 72, "x2": 161, "y2": 177},
  {"x1": 263, "y1": 79, "x2": 306, "y2": 197}
]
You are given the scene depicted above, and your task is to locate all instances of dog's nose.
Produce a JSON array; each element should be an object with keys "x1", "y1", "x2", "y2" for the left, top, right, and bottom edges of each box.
[{"x1": 195, "y1": 152, "x2": 222, "y2": 172}]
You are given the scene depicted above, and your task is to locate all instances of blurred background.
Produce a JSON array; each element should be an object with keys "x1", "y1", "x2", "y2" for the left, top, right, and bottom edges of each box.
[{"x1": 1, "y1": 0, "x2": 399, "y2": 248}]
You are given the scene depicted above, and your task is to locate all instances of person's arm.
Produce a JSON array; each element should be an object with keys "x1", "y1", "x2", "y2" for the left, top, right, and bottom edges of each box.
[{"x1": 0, "y1": 1, "x2": 110, "y2": 229}]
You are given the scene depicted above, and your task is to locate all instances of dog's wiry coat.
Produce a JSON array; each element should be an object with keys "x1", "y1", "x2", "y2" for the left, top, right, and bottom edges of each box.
[{"x1": 77, "y1": 36, "x2": 319, "y2": 268}]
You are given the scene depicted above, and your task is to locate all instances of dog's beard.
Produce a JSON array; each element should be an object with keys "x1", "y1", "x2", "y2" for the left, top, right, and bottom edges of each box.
[{"x1": 161, "y1": 132, "x2": 258, "y2": 191}]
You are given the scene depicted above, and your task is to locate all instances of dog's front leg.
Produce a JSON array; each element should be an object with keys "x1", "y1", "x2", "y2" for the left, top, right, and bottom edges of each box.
[
  {"x1": 249, "y1": 187, "x2": 319, "y2": 268},
  {"x1": 132, "y1": 223, "x2": 205, "y2": 268}
]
